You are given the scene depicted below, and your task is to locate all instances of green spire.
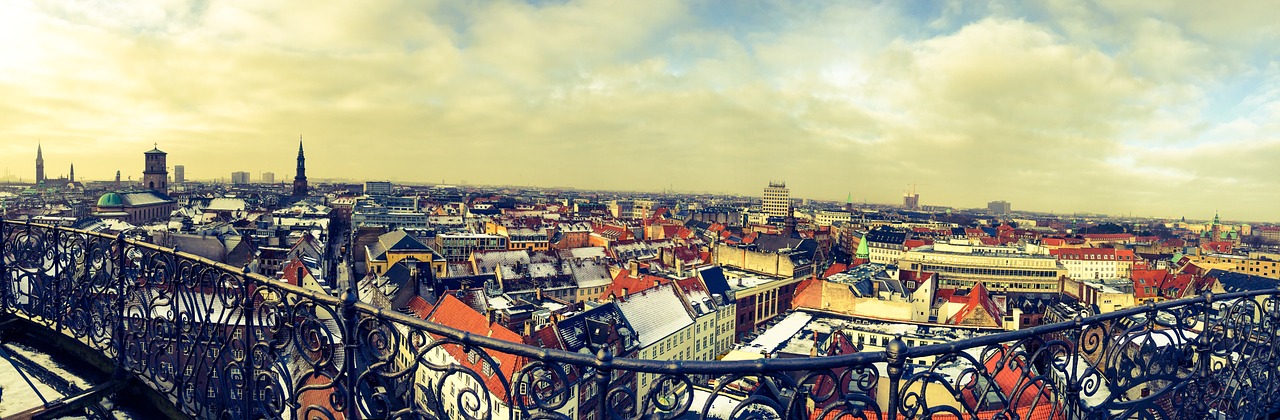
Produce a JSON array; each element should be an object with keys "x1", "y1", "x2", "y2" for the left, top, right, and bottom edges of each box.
[{"x1": 856, "y1": 236, "x2": 870, "y2": 259}]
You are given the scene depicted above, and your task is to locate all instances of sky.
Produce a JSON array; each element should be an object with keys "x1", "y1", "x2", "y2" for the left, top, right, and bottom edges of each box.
[{"x1": 2, "y1": 0, "x2": 1279, "y2": 221}]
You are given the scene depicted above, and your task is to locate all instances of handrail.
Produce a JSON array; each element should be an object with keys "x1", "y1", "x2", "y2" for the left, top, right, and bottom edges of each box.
[{"x1": 3, "y1": 218, "x2": 1279, "y2": 419}]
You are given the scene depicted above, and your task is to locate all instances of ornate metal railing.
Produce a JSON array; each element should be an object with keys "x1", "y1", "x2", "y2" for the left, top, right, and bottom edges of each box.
[{"x1": 2, "y1": 218, "x2": 1279, "y2": 419}]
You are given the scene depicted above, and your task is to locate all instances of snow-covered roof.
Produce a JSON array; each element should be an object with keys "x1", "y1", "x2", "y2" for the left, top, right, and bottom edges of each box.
[
  {"x1": 743, "y1": 312, "x2": 812, "y2": 354},
  {"x1": 614, "y1": 284, "x2": 693, "y2": 348}
]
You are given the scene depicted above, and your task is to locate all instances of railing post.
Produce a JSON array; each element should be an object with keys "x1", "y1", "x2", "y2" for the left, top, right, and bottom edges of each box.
[
  {"x1": 594, "y1": 345, "x2": 614, "y2": 419},
  {"x1": 0, "y1": 217, "x2": 7, "y2": 316},
  {"x1": 112, "y1": 232, "x2": 127, "y2": 380},
  {"x1": 885, "y1": 336, "x2": 908, "y2": 420},
  {"x1": 242, "y1": 265, "x2": 255, "y2": 418},
  {"x1": 342, "y1": 286, "x2": 359, "y2": 420}
]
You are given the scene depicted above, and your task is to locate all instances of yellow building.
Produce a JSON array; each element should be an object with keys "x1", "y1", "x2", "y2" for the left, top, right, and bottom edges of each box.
[
  {"x1": 365, "y1": 230, "x2": 447, "y2": 279},
  {"x1": 1187, "y1": 252, "x2": 1280, "y2": 280}
]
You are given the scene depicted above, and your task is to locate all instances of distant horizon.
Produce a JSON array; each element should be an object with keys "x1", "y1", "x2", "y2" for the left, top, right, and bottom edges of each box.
[{"x1": 3, "y1": 174, "x2": 1264, "y2": 225}]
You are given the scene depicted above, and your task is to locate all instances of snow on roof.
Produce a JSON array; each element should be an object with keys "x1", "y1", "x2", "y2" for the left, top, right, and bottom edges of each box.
[
  {"x1": 743, "y1": 311, "x2": 812, "y2": 354},
  {"x1": 565, "y1": 246, "x2": 608, "y2": 259},
  {"x1": 614, "y1": 284, "x2": 694, "y2": 348}
]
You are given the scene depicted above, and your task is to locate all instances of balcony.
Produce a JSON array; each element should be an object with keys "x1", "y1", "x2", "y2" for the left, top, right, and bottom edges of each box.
[{"x1": 1, "y1": 219, "x2": 1278, "y2": 419}]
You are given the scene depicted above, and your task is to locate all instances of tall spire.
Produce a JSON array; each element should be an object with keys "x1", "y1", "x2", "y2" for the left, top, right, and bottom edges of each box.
[
  {"x1": 35, "y1": 142, "x2": 45, "y2": 185},
  {"x1": 70, "y1": 163, "x2": 74, "y2": 183},
  {"x1": 293, "y1": 135, "x2": 308, "y2": 196}
]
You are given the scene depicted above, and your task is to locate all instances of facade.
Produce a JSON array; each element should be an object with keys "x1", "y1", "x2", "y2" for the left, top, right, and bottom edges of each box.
[
  {"x1": 142, "y1": 146, "x2": 169, "y2": 194},
  {"x1": 613, "y1": 284, "x2": 695, "y2": 399},
  {"x1": 1255, "y1": 226, "x2": 1280, "y2": 243},
  {"x1": 987, "y1": 200, "x2": 1011, "y2": 214},
  {"x1": 435, "y1": 233, "x2": 507, "y2": 261},
  {"x1": 293, "y1": 138, "x2": 308, "y2": 196},
  {"x1": 261, "y1": 172, "x2": 275, "y2": 184},
  {"x1": 365, "y1": 181, "x2": 393, "y2": 195},
  {"x1": 365, "y1": 230, "x2": 448, "y2": 278},
  {"x1": 1188, "y1": 252, "x2": 1280, "y2": 280},
  {"x1": 762, "y1": 182, "x2": 790, "y2": 221},
  {"x1": 899, "y1": 241, "x2": 1067, "y2": 294},
  {"x1": 1051, "y1": 248, "x2": 1138, "y2": 280},
  {"x1": 231, "y1": 171, "x2": 251, "y2": 185},
  {"x1": 901, "y1": 192, "x2": 921, "y2": 210},
  {"x1": 174, "y1": 165, "x2": 185, "y2": 184},
  {"x1": 864, "y1": 227, "x2": 909, "y2": 265}
]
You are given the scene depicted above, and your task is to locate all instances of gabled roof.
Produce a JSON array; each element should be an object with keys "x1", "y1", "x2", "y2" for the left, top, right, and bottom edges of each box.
[
  {"x1": 424, "y1": 294, "x2": 525, "y2": 400},
  {"x1": 555, "y1": 302, "x2": 635, "y2": 354},
  {"x1": 613, "y1": 284, "x2": 694, "y2": 348},
  {"x1": 380, "y1": 229, "x2": 430, "y2": 251},
  {"x1": 945, "y1": 282, "x2": 1002, "y2": 328}
]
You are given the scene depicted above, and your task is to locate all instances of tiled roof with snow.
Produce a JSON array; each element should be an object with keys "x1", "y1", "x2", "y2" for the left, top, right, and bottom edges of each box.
[{"x1": 613, "y1": 284, "x2": 693, "y2": 348}]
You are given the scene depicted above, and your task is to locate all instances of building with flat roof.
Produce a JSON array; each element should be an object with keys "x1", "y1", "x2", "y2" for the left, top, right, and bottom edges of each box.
[
  {"x1": 899, "y1": 240, "x2": 1066, "y2": 294},
  {"x1": 762, "y1": 182, "x2": 789, "y2": 221}
]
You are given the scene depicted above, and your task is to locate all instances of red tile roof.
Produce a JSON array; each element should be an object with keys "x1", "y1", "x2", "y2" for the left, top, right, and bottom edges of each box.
[
  {"x1": 599, "y1": 268, "x2": 670, "y2": 300},
  {"x1": 406, "y1": 296, "x2": 435, "y2": 319},
  {"x1": 425, "y1": 295, "x2": 526, "y2": 400},
  {"x1": 821, "y1": 263, "x2": 849, "y2": 279},
  {"x1": 279, "y1": 258, "x2": 311, "y2": 287},
  {"x1": 792, "y1": 278, "x2": 825, "y2": 310},
  {"x1": 946, "y1": 282, "x2": 1002, "y2": 328}
]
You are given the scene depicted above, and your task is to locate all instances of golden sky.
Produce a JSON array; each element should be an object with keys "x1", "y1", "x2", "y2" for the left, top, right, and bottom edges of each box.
[{"x1": 2, "y1": 0, "x2": 1279, "y2": 220}]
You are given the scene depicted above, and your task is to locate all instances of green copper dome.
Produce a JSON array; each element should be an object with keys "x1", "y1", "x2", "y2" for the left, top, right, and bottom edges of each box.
[{"x1": 97, "y1": 192, "x2": 124, "y2": 207}]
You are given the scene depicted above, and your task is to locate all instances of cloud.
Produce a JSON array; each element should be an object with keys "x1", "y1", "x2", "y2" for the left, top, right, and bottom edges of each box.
[{"x1": 1, "y1": 0, "x2": 1278, "y2": 221}]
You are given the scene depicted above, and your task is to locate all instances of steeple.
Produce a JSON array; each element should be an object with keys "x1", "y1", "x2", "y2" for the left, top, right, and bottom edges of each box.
[
  {"x1": 35, "y1": 143, "x2": 44, "y2": 185},
  {"x1": 292, "y1": 135, "x2": 308, "y2": 196},
  {"x1": 70, "y1": 163, "x2": 74, "y2": 183}
]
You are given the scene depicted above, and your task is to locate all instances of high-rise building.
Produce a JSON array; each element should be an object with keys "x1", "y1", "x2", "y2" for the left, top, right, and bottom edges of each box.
[
  {"x1": 232, "y1": 171, "x2": 251, "y2": 185},
  {"x1": 174, "y1": 165, "x2": 185, "y2": 184},
  {"x1": 988, "y1": 200, "x2": 1012, "y2": 214},
  {"x1": 293, "y1": 137, "x2": 308, "y2": 196},
  {"x1": 365, "y1": 181, "x2": 393, "y2": 195},
  {"x1": 143, "y1": 145, "x2": 168, "y2": 194},
  {"x1": 35, "y1": 143, "x2": 44, "y2": 185},
  {"x1": 261, "y1": 172, "x2": 275, "y2": 184},
  {"x1": 762, "y1": 181, "x2": 790, "y2": 221},
  {"x1": 903, "y1": 184, "x2": 920, "y2": 210}
]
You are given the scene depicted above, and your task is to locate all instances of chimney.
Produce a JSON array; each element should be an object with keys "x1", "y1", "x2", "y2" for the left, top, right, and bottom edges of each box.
[
  {"x1": 628, "y1": 261, "x2": 640, "y2": 278},
  {"x1": 523, "y1": 320, "x2": 532, "y2": 337},
  {"x1": 810, "y1": 330, "x2": 819, "y2": 357}
]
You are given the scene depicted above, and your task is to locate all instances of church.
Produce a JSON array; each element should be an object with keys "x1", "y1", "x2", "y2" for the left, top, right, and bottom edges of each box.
[{"x1": 92, "y1": 146, "x2": 177, "y2": 224}]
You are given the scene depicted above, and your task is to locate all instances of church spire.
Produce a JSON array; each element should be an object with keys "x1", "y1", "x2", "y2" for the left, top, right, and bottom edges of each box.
[
  {"x1": 35, "y1": 142, "x2": 44, "y2": 185},
  {"x1": 292, "y1": 135, "x2": 308, "y2": 196}
]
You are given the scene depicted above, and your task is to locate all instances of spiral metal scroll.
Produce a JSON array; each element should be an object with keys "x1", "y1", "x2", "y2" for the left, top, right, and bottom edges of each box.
[{"x1": 6, "y1": 220, "x2": 1280, "y2": 420}]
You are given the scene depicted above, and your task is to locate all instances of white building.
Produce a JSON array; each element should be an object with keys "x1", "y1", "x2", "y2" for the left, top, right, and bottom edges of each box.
[
  {"x1": 762, "y1": 182, "x2": 790, "y2": 220},
  {"x1": 613, "y1": 284, "x2": 696, "y2": 399}
]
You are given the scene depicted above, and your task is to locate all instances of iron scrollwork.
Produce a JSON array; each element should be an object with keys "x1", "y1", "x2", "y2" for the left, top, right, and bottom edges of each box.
[{"x1": 3, "y1": 219, "x2": 1280, "y2": 419}]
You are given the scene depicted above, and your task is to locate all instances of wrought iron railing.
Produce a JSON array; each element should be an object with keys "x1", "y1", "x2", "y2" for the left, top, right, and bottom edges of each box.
[{"x1": 2, "y1": 218, "x2": 1279, "y2": 419}]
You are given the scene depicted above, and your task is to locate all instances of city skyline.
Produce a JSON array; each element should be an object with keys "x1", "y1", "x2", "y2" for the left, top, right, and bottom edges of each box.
[{"x1": 2, "y1": 1, "x2": 1279, "y2": 220}]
